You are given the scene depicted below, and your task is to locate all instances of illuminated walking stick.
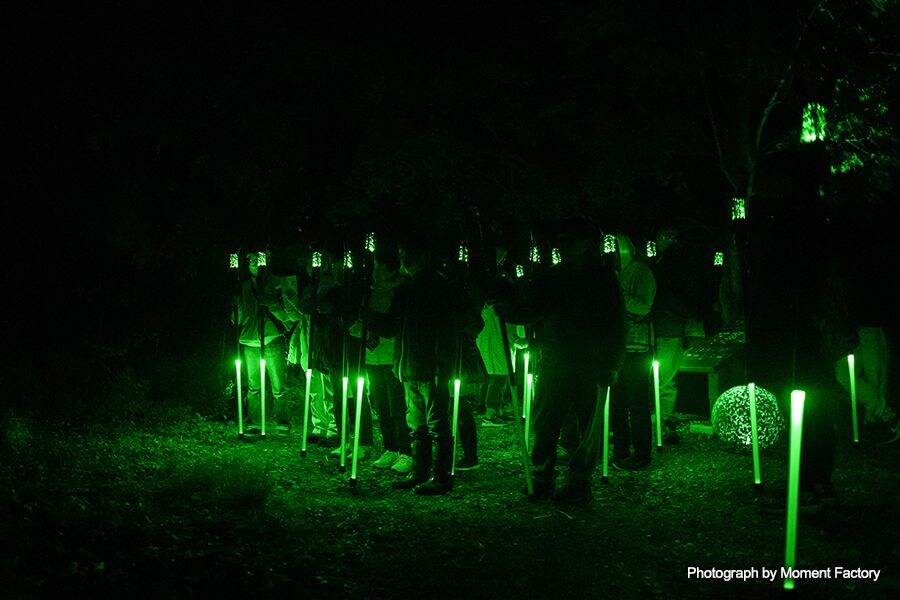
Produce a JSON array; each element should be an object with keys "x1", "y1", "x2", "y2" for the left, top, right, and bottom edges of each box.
[
  {"x1": 339, "y1": 375, "x2": 349, "y2": 473},
  {"x1": 652, "y1": 359, "x2": 662, "y2": 448},
  {"x1": 848, "y1": 354, "x2": 859, "y2": 444},
  {"x1": 499, "y1": 315, "x2": 533, "y2": 495},
  {"x1": 258, "y1": 250, "x2": 268, "y2": 438},
  {"x1": 230, "y1": 253, "x2": 245, "y2": 438},
  {"x1": 350, "y1": 234, "x2": 376, "y2": 487},
  {"x1": 522, "y1": 351, "x2": 530, "y2": 423},
  {"x1": 451, "y1": 378, "x2": 461, "y2": 476},
  {"x1": 350, "y1": 376, "x2": 365, "y2": 484},
  {"x1": 525, "y1": 373, "x2": 534, "y2": 453},
  {"x1": 300, "y1": 251, "x2": 322, "y2": 457},
  {"x1": 601, "y1": 386, "x2": 611, "y2": 484},
  {"x1": 748, "y1": 382, "x2": 762, "y2": 488},
  {"x1": 783, "y1": 390, "x2": 806, "y2": 591}
]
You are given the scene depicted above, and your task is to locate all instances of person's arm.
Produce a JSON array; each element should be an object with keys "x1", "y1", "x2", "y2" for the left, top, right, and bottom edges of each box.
[{"x1": 624, "y1": 264, "x2": 656, "y2": 316}]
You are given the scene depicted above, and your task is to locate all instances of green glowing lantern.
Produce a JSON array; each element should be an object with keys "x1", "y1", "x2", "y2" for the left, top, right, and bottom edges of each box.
[
  {"x1": 229, "y1": 253, "x2": 239, "y2": 269},
  {"x1": 365, "y1": 232, "x2": 376, "y2": 253},
  {"x1": 603, "y1": 234, "x2": 616, "y2": 254},
  {"x1": 551, "y1": 248, "x2": 561, "y2": 265},
  {"x1": 458, "y1": 242, "x2": 469, "y2": 263},
  {"x1": 529, "y1": 243, "x2": 540, "y2": 264},
  {"x1": 711, "y1": 385, "x2": 784, "y2": 450},
  {"x1": 783, "y1": 390, "x2": 806, "y2": 591},
  {"x1": 714, "y1": 251, "x2": 724, "y2": 266},
  {"x1": 343, "y1": 250, "x2": 353, "y2": 270},
  {"x1": 646, "y1": 241, "x2": 656, "y2": 258},
  {"x1": 311, "y1": 251, "x2": 322, "y2": 269},
  {"x1": 801, "y1": 102, "x2": 827, "y2": 143},
  {"x1": 731, "y1": 197, "x2": 746, "y2": 220},
  {"x1": 515, "y1": 264, "x2": 524, "y2": 278},
  {"x1": 257, "y1": 251, "x2": 267, "y2": 268}
]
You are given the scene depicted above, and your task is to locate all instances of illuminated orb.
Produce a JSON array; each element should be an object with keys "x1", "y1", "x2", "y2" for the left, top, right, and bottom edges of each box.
[{"x1": 712, "y1": 385, "x2": 784, "y2": 450}]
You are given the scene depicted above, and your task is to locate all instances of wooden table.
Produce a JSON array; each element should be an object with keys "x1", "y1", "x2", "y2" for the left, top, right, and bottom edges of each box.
[{"x1": 678, "y1": 330, "x2": 746, "y2": 414}]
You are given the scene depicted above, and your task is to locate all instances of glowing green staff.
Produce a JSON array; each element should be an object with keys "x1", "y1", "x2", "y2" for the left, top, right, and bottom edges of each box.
[
  {"x1": 731, "y1": 197, "x2": 746, "y2": 220},
  {"x1": 339, "y1": 376, "x2": 349, "y2": 472},
  {"x1": 522, "y1": 351, "x2": 530, "y2": 420},
  {"x1": 652, "y1": 360, "x2": 662, "y2": 448},
  {"x1": 713, "y1": 251, "x2": 724, "y2": 266},
  {"x1": 646, "y1": 241, "x2": 656, "y2": 258},
  {"x1": 603, "y1": 234, "x2": 616, "y2": 254},
  {"x1": 748, "y1": 382, "x2": 761, "y2": 487},
  {"x1": 801, "y1": 102, "x2": 827, "y2": 143},
  {"x1": 551, "y1": 248, "x2": 561, "y2": 265},
  {"x1": 300, "y1": 368, "x2": 313, "y2": 456},
  {"x1": 601, "y1": 386, "x2": 611, "y2": 484},
  {"x1": 259, "y1": 358, "x2": 267, "y2": 437},
  {"x1": 230, "y1": 254, "x2": 243, "y2": 437},
  {"x1": 450, "y1": 378, "x2": 461, "y2": 476},
  {"x1": 257, "y1": 251, "x2": 267, "y2": 268},
  {"x1": 783, "y1": 390, "x2": 806, "y2": 591},
  {"x1": 312, "y1": 251, "x2": 322, "y2": 269},
  {"x1": 365, "y1": 232, "x2": 376, "y2": 253},
  {"x1": 515, "y1": 264, "x2": 524, "y2": 278},
  {"x1": 848, "y1": 354, "x2": 859, "y2": 443},
  {"x1": 343, "y1": 250, "x2": 353, "y2": 270},
  {"x1": 458, "y1": 242, "x2": 468, "y2": 263},
  {"x1": 236, "y1": 359, "x2": 244, "y2": 436},
  {"x1": 498, "y1": 316, "x2": 533, "y2": 495},
  {"x1": 525, "y1": 373, "x2": 534, "y2": 452},
  {"x1": 350, "y1": 376, "x2": 365, "y2": 485}
]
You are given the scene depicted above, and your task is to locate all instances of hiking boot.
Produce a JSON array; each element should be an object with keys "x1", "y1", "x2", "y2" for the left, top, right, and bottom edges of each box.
[
  {"x1": 553, "y1": 482, "x2": 593, "y2": 505},
  {"x1": 391, "y1": 454, "x2": 413, "y2": 474},
  {"x1": 392, "y1": 473, "x2": 429, "y2": 490},
  {"x1": 455, "y1": 457, "x2": 480, "y2": 471},
  {"x1": 373, "y1": 450, "x2": 400, "y2": 469},
  {"x1": 415, "y1": 477, "x2": 453, "y2": 496},
  {"x1": 612, "y1": 455, "x2": 651, "y2": 471}
]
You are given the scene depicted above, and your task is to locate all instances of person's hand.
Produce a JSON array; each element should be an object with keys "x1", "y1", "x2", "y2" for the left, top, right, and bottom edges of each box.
[{"x1": 513, "y1": 337, "x2": 529, "y2": 350}]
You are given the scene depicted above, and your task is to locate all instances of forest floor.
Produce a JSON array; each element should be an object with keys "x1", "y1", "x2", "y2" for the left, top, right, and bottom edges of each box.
[{"x1": 2, "y1": 403, "x2": 899, "y2": 599}]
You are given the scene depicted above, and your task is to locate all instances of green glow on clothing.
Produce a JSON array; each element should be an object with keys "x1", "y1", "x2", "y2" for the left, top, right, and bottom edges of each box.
[
  {"x1": 848, "y1": 355, "x2": 859, "y2": 443},
  {"x1": 516, "y1": 264, "x2": 524, "y2": 278},
  {"x1": 236, "y1": 360, "x2": 243, "y2": 436},
  {"x1": 230, "y1": 254, "x2": 239, "y2": 269},
  {"x1": 603, "y1": 234, "x2": 616, "y2": 254},
  {"x1": 340, "y1": 376, "x2": 349, "y2": 470},
  {"x1": 312, "y1": 252, "x2": 322, "y2": 269},
  {"x1": 714, "y1": 252, "x2": 724, "y2": 266},
  {"x1": 458, "y1": 243, "x2": 469, "y2": 263},
  {"x1": 257, "y1": 252, "x2": 267, "y2": 268},
  {"x1": 801, "y1": 103, "x2": 827, "y2": 143},
  {"x1": 646, "y1": 241, "x2": 656, "y2": 258},
  {"x1": 731, "y1": 197, "x2": 746, "y2": 220},
  {"x1": 551, "y1": 248, "x2": 561, "y2": 265},
  {"x1": 343, "y1": 250, "x2": 353, "y2": 270},
  {"x1": 301, "y1": 368, "x2": 313, "y2": 455},
  {"x1": 260, "y1": 359, "x2": 266, "y2": 437},
  {"x1": 351, "y1": 377, "x2": 365, "y2": 481},
  {"x1": 652, "y1": 360, "x2": 662, "y2": 447},
  {"x1": 365, "y1": 232, "x2": 376, "y2": 253},
  {"x1": 783, "y1": 390, "x2": 806, "y2": 590},
  {"x1": 748, "y1": 382, "x2": 761, "y2": 485},
  {"x1": 530, "y1": 244, "x2": 540, "y2": 264},
  {"x1": 451, "y1": 378, "x2": 461, "y2": 476}
]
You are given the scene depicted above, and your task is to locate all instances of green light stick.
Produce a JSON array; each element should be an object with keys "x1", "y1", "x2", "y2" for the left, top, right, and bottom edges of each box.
[
  {"x1": 236, "y1": 359, "x2": 244, "y2": 436},
  {"x1": 848, "y1": 354, "x2": 858, "y2": 443},
  {"x1": 603, "y1": 234, "x2": 616, "y2": 254},
  {"x1": 714, "y1": 251, "x2": 724, "y2": 266},
  {"x1": 783, "y1": 390, "x2": 806, "y2": 591},
  {"x1": 339, "y1": 376, "x2": 349, "y2": 472},
  {"x1": 230, "y1": 253, "x2": 243, "y2": 437},
  {"x1": 522, "y1": 351, "x2": 530, "y2": 422},
  {"x1": 450, "y1": 378, "x2": 461, "y2": 476},
  {"x1": 748, "y1": 382, "x2": 762, "y2": 487},
  {"x1": 551, "y1": 248, "x2": 561, "y2": 265},
  {"x1": 646, "y1": 241, "x2": 656, "y2": 258},
  {"x1": 731, "y1": 197, "x2": 746, "y2": 220},
  {"x1": 350, "y1": 376, "x2": 365, "y2": 485},
  {"x1": 260, "y1": 358, "x2": 267, "y2": 437},
  {"x1": 300, "y1": 368, "x2": 313, "y2": 456},
  {"x1": 525, "y1": 373, "x2": 534, "y2": 453},
  {"x1": 601, "y1": 386, "x2": 611, "y2": 484},
  {"x1": 652, "y1": 360, "x2": 662, "y2": 448}
]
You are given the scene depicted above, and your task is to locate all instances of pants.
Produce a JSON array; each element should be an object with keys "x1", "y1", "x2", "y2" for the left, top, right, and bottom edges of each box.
[
  {"x1": 404, "y1": 379, "x2": 452, "y2": 482},
  {"x1": 481, "y1": 375, "x2": 508, "y2": 415},
  {"x1": 655, "y1": 337, "x2": 684, "y2": 418},
  {"x1": 834, "y1": 326, "x2": 892, "y2": 424},
  {"x1": 331, "y1": 367, "x2": 374, "y2": 446},
  {"x1": 306, "y1": 369, "x2": 337, "y2": 437},
  {"x1": 447, "y1": 380, "x2": 478, "y2": 460},
  {"x1": 369, "y1": 364, "x2": 410, "y2": 454},
  {"x1": 611, "y1": 351, "x2": 652, "y2": 461},
  {"x1": 243, "y1": 340, "x2": 289, "y2": 425},
  {"x1": 530, "y1": 368, "x2": 605, "y2": 487}
]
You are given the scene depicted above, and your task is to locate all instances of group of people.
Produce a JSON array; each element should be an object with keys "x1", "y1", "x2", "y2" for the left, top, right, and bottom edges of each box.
[{"x1": 229, "y1": 215, "x2": 896, "y2": 505}]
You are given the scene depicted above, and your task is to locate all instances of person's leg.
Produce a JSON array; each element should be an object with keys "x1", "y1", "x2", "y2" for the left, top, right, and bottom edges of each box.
[
  {"x1": 626, "y1": 352, "x2": 653, "y2": 461},
  {"x1": 563, "y1": 379, "x2": 605, "y2": 494},
  {"x1": 309, "y1": 370, "x2": 336, "y2": 438},
  {"x1": 529, "y1": 369, "x2": 570, "y2": 490},
  {"x1": 655, "y1": 337, "x2": 684, "y2": 418},
  {"x1": 484, "y1": 375, "x2": 505, "y2": 419},
  {"x1": 264, "y1": 339, "x2": 290, "y2": 425},
  {"x1": 858, "y1": 327, "x2": 891, "y2": 422},
  {"x1": 401, "y1": 380, "x2": 431, "y2": 482},
  {"x1": 424, "y1": 380, "x2": 453, "y2": 484},
  {"x1": 369, "y1": 365, "x2": 398, "y2": 451},
  {"x1": 457, "y1": 393, "x2": 478, "y2": 463},
  {"x1": 610, "y1": 368, "x2": 632, "y2": 461},
  {"x1": 243, "y1": 345, "x2": 262, "y2": 425}
]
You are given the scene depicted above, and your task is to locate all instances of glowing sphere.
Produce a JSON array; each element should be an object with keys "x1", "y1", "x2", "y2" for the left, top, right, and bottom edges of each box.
[{"x1": 712, "y1": 385, "x2": 784, "y2": 450}]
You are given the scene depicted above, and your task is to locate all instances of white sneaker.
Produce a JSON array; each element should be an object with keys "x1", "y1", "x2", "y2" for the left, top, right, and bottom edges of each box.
[
  {"x1": 391, "y1": 454, "x2": 413, "y2": 474},
  {"x1": 373, "y1": 450, "x2": 400, "y2": 469}
]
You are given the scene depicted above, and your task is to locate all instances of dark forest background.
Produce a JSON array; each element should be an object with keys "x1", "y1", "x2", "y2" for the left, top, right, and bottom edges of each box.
[{"x1": 3, "y1": 1, "x2": 897, "y2": 417}]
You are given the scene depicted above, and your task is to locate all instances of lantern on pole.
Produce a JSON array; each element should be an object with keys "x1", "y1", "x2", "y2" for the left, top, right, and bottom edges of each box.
[
  {"x1": 515, "y1": 264, "x2": 524, "y2": 279},
  {"x1": 458, "y1": 242, "x2": 469, "y2": 263},
  {"x1": 714, "y1": 251, "x2": 724, "y2": 267},
  {"x1": 731, "y1": 197, "x2": 746, "y2": 221},
  {"x1": 603, "y1": 234, "x2": 616, "y2": 255},
  {"x1": 365, "y1": 232, "x2": 376, "y2": 253},
  {"x1": 257, "y1": 251, "x2": 267, "y2": 268},
  {"x1": 551, "y1": 248, "x2": 561, "y2": 265},
  {"x1": 646, "y1": 241, "x2": 656, "y2": 258},
  {"x1": 801, "y1": 102, "x2": 827, "y2": 143},
  {"x1": 312, "y1": 251, "x2": 322, "y2": 269}
]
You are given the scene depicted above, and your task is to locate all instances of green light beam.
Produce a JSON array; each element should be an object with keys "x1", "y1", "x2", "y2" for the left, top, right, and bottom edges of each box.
[
  {"x1": 652, "y1": 360, "x2": 662, "y2": 448},
  {"x1": 350, "y1": 376, "x2": 365, "y2": 484},
  {"x1": 783, "y1": 390, "x2": 806, "y2": 591},
  {"x1": 602, "y1": 386, "x2": 611, "y2": 484},
  {"x1": 300, "y1": 368, "x2": 313, "y2": 456},
  {"x1": 748, "y1": 382, "x2": 761, "y2": 486},
  {"x1": 236, "y1": 359, "x2": 243, "y2": 436},
  {"x1": 451, "y1": 378, "x2": 461, "y2": 476},
  {"x1": 339, "y1": 376, "x2": 349, "y2": 472},
  {"x1": 260, "y1": 359, "x2": 267, "y2": 437},
  {"x1": 848, "y1": 354, "x2": 859, "y2": 443}
]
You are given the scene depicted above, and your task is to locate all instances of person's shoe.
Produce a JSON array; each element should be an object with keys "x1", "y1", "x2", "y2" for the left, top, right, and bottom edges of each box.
[
  {"x1": 522, "y1": 480, "x2": 555, "y2": 501},
  {"x1": 612, "y1": 455, "x2": 651, "y2": 471},
  {"x1": 373, "y1": 450, "x2": 400, "y2": 469},
  {"x1": 391, "y1": 454, "x2": 413, "y2": 474},
  {"x1": 481, "y1": 416, "x2": 506, "y2": 427},
  {"x1": 392, "y1": 473, "x2": 429, "y2": 490},
  {"x1": 415, "y1": 477, "x2": 453, "y2": 496},
  {"x1": 455, "y1": 457, "x2": 480, "y2": 471},
  {"x1": 305, "y1": 432, "x2": 323, "y2": 444},
  {"x1": 553, "y1": 483, "x2": 593, "y2": 505},
  {"x1": 275, "y1": 423, "x2": 291, "y2": 434},
  {"x1": 331, "y1": 444, "x2": 371, "y2": 460},
  {"x1": 662, "y1": 423, "x2": 680, "y2": 445}
]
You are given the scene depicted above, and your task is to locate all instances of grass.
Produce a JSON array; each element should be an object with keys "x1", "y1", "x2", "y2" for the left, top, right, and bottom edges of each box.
[{"x1": 2, "y1": 408, "x2": 899, "y2": 599}]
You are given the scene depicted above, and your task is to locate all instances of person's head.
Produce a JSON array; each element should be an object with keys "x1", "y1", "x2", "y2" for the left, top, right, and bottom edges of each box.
[
  {"x1": 397, "y1": 233, "x2": 432, "y2": 277},
  {"x1": 556, "y1": 218, "x2": 598, "y2": 265},
  {"x1": 655, "y1": 225, "x2": 678, "y2": 254},
  {"x1": 244, "y1": 251, "x2": 262, "y2": 278}
]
